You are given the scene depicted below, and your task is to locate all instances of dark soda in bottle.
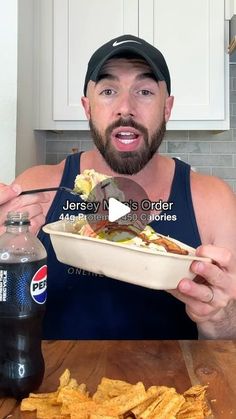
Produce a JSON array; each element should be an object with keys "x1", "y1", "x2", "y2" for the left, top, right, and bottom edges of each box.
[{"x1": 0, "y1": 211, "x2": 47, "y2": 399}]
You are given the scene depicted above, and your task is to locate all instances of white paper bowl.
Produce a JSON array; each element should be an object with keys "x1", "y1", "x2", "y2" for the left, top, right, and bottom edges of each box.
[{"x1": 43, "y1": 220, "x2": 210, "y2": 290}]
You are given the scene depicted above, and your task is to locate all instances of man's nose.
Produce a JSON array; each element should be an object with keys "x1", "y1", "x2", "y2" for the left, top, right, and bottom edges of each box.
[{"x1": 115, "y1": 92, "x2": 135, "y2": 118}]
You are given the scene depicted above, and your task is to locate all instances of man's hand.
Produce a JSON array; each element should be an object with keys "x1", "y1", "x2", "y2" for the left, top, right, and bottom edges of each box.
[
  {"x1": 0, "y1": 183, "x2": 50, "y2": 235},
  {"x1": 168, "y1": 244, "x2": 236, "y2": 338}
]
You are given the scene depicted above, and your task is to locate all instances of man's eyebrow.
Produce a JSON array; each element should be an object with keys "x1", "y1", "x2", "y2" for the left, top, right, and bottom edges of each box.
[
  {"x1": 96, "y1": 74, "x2": 118, "y2": 83},
  {"x1": 136, "y1": 72, "x2": 158, "y2": 82},
  {"x1": 96, "y1": 72, "x2": 158, "y2": 84}
]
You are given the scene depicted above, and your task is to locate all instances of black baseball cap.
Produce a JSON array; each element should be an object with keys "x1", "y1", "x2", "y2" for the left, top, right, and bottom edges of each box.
[{"x1": 83, "y1": 34, "x2": 171, "y2": 96}]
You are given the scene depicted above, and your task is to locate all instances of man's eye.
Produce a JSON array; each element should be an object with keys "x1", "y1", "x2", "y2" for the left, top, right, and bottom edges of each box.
[
  {"x1": 138, "y1": 89, "x2": 153, "y2": 96},
  {"x1": 100, "y1": 89, "x2": 115, "y2": 96}
]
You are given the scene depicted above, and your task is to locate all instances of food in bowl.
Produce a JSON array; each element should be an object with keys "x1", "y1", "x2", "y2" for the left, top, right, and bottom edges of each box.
[
  {"x1": 72, "y1": 217, "x2": 191, "y2": 256},
  {"x1": 73, "y1": 169, "x2": 124, "y2": 201},
  {"x1": 72, "y1": 170, "x2": 192, "y2": 256},
  {"x1": 43, "y1": 219, "x2": 210, "y2": 289}
]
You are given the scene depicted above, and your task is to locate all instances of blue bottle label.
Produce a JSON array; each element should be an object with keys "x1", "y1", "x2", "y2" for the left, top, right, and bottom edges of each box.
[{"x1": 0, "y1": 258, "x2": 47, "y2": 314}]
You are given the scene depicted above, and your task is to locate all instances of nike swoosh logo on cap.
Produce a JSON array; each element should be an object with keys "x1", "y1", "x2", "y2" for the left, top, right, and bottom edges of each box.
[{"x1": 112, "y1": 40, "x2": 141, "y2": 47}]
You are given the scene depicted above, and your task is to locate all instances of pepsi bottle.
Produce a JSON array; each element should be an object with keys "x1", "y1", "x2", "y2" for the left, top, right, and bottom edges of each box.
[{"x1": 0, "y1": 211, "x2": 47, "y2": 399}]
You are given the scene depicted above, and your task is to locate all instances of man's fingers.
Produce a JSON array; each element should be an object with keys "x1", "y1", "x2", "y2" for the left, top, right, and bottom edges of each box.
[
  {"x1": 0, "y1": 189, "x2": 50, "y2": 237},
  {"x1": 0, "y1": 192, "x2": 50, "y2": 216},
  {"x1": 196, "y1": 244, "x2": 235, "y2": 270},
  {"x1": 29, "y1": 213, "x2": 47, "y2": 235},
  {"x1": 177, "y1": 278, "x2": 228, "y2": 308},
  {"x1": 190, "y1": 260, "x2": 227, "y2": 289},
  {"x1": 168, "y1": 282, "x2": 228, "y2": 323},
  {"x1": 168, "y1": 245, "x2": 236, "y2": 328},
  {"x1": 15, "y1": 204, "x2": 47, "y2": 220},
  {"x1": 12, "y1": 192, "x2": 50, "y2": 208},
  {"x1": 0, "y1": 183, "x2": 21, "y2": 205},
  {"x1": 0, "y1": 185, "x2": 50, "y2": 214}
]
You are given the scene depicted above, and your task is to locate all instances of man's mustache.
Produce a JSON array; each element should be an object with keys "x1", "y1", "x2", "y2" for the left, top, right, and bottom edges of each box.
[{"x1": 105, "y1": 118, "x2": 148, "y2": 138}]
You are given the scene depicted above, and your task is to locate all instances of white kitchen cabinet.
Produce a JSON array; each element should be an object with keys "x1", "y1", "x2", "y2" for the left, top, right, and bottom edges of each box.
[
  {"x1": 35, "y1": 0, "x2": 230, "y2": 130},
  {"x1": 225, "y1": 0, "x2": 236, "y2": 19},
  {"x1": 53, "y1": 0, "x2": 138, "y2": 121},
  {"x1": 0, "y1": 0, "x2": 17, "y2": 183},
  {"x1": 139, "y1": 0, "x2": 228, "y2": 128}
]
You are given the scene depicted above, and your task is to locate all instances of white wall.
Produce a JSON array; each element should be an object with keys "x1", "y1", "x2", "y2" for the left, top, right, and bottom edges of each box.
[
  {"x1": 16, "y1": 0, "x2": 45, "y2": 176},
  {"x1": 0, "y1": 0, "x2": 17, "y2": 183}
]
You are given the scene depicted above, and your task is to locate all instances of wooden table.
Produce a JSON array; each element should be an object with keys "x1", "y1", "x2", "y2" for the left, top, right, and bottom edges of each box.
[{"x1": 1, "y1": 340, "x2": 236, "y2": 418}]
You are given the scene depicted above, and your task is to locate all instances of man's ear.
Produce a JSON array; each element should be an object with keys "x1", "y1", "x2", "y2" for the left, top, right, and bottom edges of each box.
[
  {"x1": 81, "y1": 96, "x2": 91, "y2": 120},
  {"x1": 164, "y1": 95, "x2": 174, "y2": 122}
]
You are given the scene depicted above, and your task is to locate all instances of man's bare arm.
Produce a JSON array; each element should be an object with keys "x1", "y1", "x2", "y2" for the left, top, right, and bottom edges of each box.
[
  {"x1": 168, "y1": 175, "x2": 236, "y2": 339},
  {"x1": 0, "y1": 162, "x2": 64, "y2": 235}
]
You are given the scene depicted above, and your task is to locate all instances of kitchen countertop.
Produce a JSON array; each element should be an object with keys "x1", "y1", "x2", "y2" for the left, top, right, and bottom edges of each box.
[{"x1": 1, "y1": 340, "x2": 236, "y2": 418}]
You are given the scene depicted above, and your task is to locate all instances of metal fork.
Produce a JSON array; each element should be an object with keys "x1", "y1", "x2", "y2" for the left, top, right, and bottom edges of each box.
[
  {"x1": 20, "y1": 181, "x2": 112, "y2": 197},
  {"x1": 20, "y1": 186, "x2": 80, "y2": 196}
]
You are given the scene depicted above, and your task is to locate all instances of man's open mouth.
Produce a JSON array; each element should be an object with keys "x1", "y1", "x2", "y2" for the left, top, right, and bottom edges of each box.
[{"x1": 111, "y1": 127, "x2": 141, "y2": 151}]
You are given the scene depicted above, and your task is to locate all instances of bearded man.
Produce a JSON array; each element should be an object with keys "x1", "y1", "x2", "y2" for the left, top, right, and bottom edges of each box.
[{"x1": 1, "y1": 35, "x2": 236, "y2": 339}]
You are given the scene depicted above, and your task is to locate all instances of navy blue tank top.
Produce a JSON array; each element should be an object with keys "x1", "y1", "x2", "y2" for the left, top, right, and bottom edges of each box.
[{"x1": 38, "y1": 153, "x2": 201, "y2": 339}]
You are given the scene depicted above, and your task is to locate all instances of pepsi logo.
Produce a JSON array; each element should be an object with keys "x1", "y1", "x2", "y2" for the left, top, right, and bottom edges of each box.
[{"x1": 30, "y1": 265, "x2": 47, "y2": 304}]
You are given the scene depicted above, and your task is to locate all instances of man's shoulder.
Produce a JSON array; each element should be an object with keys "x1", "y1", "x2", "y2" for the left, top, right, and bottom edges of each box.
[
  {"x1": 15, "y1": 160, "x2": 65, "y2": 190},
  {"x1": 190, "y1": 170, "x2": 236, "y2": 243},
  {"x1": 191, "y1": 170, "x2": 234, "y2": 202}
]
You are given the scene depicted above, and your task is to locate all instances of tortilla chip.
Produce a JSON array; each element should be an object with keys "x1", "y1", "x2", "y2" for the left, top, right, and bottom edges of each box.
[
  {"x1": 177, "y1": 401, "x2": 206, "y2": 418},
  {"x1": 177, "y1": 385, "x2": 211, "y2": 418},
  {"x1": 59, "y1": 369, "x2": 71, "y2": 388},
  {"x1": 57, "y1": 386, "x2": 90, "y2": 404},
  {"x1": 129, "y1": 395, "x2": 157, "y2": 414},
  {"x1": 27, "y1": 391, "x2": 58, "y2": 399},
  {"x1": 101, "y1": 381, "x2": 147, "y2": 414},
  {"x1": 149, "y1": 390, "x2": 185, "y2": 419},
  {"x1": 93, "y1": 377, "x2": 133, "y2": 402},
  {"x1": 78, "y1": 383, "x2": 89, "y2": 395},
  {"x1": 64, "y1": 399, "x2": 121, "y2": 417},
  {"x1": 89, "y1": 416, "x2": 120, "y2": 419},
  {"x1": 21, "y1": 397, "x2": 62, "y2": 418},
  {"x1": 20, "y1": 369, "x2": 211, "y2": 419},
  {"x1": 183, "y1": 385, "x2": 208, "y2": 401},
  {"x1": 146, "y1": 385, "x2": 171, "y2": 397}
]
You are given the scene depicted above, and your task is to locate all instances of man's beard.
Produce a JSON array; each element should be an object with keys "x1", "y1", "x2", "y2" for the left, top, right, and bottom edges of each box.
[{"x1": 89, "y1": 117, "x2": 166, "y2": 175}]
